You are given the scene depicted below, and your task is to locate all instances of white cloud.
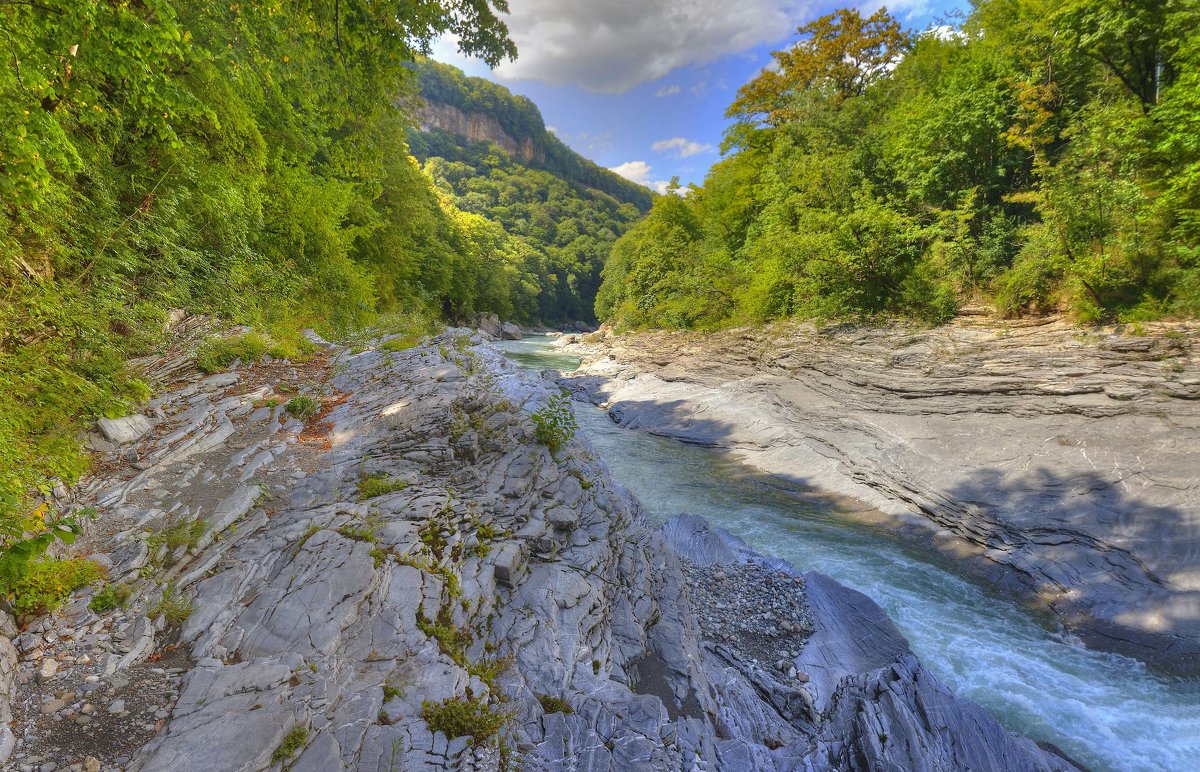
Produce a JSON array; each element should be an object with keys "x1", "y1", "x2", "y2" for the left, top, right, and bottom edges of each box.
[
  {"x1": 651, "y1": 137, "x2": 714, "y2": 159},
  {"x1": 655, "y1": 84, "x2": 682, "y2": 97},
  {"x1": 609, "y1": 160, "x2": 669, "y2": 193},
  {"x1": 492, "y1": 0, "x2": 814, "y2": 93},
  {"x1": 546, "y1": 125, "x2": 559, "y2": 134}
]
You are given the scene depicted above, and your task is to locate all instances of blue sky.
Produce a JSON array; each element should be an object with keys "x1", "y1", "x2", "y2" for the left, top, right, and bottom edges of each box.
[{"x1": 432, "y1": 0, "x2": 969, "y2": 192}]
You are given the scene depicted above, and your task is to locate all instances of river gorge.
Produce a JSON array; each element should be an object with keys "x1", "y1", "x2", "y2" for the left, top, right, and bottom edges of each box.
[{"x1": 497, "y1": 333, "x2": 1200, "y2": 772}]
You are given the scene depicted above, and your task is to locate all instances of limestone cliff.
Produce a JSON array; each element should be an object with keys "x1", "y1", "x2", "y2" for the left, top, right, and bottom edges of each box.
[{"x1": 414, "y1": 102, "x2": 543, "y2": 165}]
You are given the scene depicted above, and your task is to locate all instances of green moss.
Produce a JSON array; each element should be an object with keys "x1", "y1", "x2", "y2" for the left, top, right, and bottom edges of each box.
[
  {"x1": 272, "y1": 727, "x2": 309, "y2": 762},
  {"x1": 383, "y1": 682, "x2": 406, "y2": 702},
  {"x1": 420, "y1": 697, "x2": 510, "y2": 746},
  {"x1": 357, "y1": 473, "x2": 409, "y2": 501}
]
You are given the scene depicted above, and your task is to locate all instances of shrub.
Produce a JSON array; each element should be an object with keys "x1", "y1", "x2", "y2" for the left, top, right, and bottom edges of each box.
[
  {"x1": 285, "y1": 396, "x2": 321, "y2": 421},
  {"x1": 273, "y1": 727, "x2": 309, "y2": 762},
  {"x1": 1, "y1": 557, "x2": 105, "y2": 618},
  {"x1": 382, "y1": 335, "x2": 421, "y2": 352},
  {"x1": 531, "y1": 394, "x2": 577, "y2": 454},
  {"x1": 357, "y1": 473, "x2": 409, "y2": 501},
  {"x1": 420, "y1": 697, "x2": 510, "y2": 746},
  {"x1": 195, "y1": 333, "x2": 272, "y2": 374},
  {"x1": 150, "y1": 584, "x2": 194, "y2": 624},
  {"x1": 89, "y1": 583, "x2": 132, "y2": 613},
  {"x1": 536, "y1": 694, "x2": 574, "y2": 715}
]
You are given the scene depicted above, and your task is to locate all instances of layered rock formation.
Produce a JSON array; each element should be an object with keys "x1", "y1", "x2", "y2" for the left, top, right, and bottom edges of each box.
[
  {"x1": 415, "y1": 102, "x2": 543, "y2": 165},
  {"x1": 5, "y1": 325, "x2": 1077, "y2": 770},
  {"x1": 559, "y1": 318, "x2": 1200, "y2": 674}
]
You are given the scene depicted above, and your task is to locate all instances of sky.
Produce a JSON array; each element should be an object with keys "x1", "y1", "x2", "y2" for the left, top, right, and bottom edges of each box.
[{"x1": 431, "y1": 0, "x2": 970, "y2": 193}]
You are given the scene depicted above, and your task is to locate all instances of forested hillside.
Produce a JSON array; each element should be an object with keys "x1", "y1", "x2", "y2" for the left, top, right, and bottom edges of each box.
[
  {"x1": 408, "y1": 61, "x2": 648, "y2": 323},
  {"x1": 597, "y1": 1, "x2": 1200, "y2": 329},
  {"x1": 0, "y1": 1, "x2": 540, "y2": 556},
  {"x1": 410, "y1": 60, "x2": 654, "y2": 211}
]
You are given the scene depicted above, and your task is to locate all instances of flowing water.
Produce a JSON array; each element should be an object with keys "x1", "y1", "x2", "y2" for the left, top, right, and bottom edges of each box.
[{"x1": 496, "y1": 335, "x2": 1200, "y2": 772}]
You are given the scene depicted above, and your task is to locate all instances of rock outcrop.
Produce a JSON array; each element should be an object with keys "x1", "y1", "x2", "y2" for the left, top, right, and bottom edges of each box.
[
  {"x1": 415, "y1": 102, "x2": 543, "y2": 165},
  {"x1": 560, "y1": 319, "x2": 1200, "y2": 675},
  {"x1": 5, "y1": 326, "x2": 1077, "y2": 770}
]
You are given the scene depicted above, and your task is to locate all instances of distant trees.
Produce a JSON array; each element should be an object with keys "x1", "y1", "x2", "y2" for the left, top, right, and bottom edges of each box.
[
  {"x1": 598, "y1": 2, "x2": 1200, "y2": 329},
  {"x1": 413, "y1": 129, "x2": 642, "y2": 323}
]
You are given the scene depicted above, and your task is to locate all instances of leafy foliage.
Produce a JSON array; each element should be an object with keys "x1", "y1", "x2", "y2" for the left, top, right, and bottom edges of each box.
[
  {"x1": 531, "y1": 395, "x2": 577, "y2": 454},
  {"x1": 598, "y1": 2, "x2": 1200, "y2": 329},
  {"x1": 0, "y1": 1, "x2": 519, "y2": 575},
  {"x1": 420, "y1": 697, "x2": 510, "y2": 745},
  {"x1": 1, "y1": 557, "x2": 104, "y2": 619}
]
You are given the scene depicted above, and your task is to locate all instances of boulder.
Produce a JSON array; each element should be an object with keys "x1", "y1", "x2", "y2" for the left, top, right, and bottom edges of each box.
[{"x1": 96, "y1": 414, "x2": 155, "y2": 446}]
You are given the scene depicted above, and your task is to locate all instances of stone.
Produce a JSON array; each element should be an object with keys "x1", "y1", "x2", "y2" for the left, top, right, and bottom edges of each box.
[
  {"x1": 83, "y1": 758, "x2": 100, "y2": 772},
  {"x1": 96, "y1": 414, "x2": 155, "y2": 446},
  {"x1": 107, "y1": 699, "x2": 125, "y2": 714},
  {"x1": 38, "y1": 660, "x2": 57, "y2": 681},
  {"x1": 39, "y1": 700, "x2": 64, "y2": 716}
]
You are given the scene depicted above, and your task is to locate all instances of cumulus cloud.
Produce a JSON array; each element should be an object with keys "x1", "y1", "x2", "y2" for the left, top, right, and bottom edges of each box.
[
  {"x1": 655, "y1": 85, "x2": 682, "y2": 97},
  {"x1": 492, "y1": 0, "x2": 814, "y2": 93},
  {"x1": 609, "y1": 161, "x2": 670, "y2": 193},
  {"x1": 651, "y1": 137, "x2": 714, "y2": 159}
]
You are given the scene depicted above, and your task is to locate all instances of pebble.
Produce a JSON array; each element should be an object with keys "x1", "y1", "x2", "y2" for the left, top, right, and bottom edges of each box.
[
  {"x1": 107, "y1": 699, "x2": 126, "y2": 714},
  {"x1": 38, "y1": 660, "x2": 58, "y2": 680},
  {"x1": 38, "y1": 700, "x2": 64, "y2": 716}
]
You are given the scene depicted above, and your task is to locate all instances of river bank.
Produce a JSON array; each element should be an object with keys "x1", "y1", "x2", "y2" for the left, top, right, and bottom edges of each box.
[
  {"x1": 557, "y1": 317, "x2": 1200, "y2": 676},
  {"x1": 2, "y1": 322, "x2": 1073, "y2": 770}
]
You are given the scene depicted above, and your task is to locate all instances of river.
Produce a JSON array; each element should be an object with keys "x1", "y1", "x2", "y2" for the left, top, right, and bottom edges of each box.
[{"x1": 496, "y1": 335, "x2": 1200, "y2": 772}]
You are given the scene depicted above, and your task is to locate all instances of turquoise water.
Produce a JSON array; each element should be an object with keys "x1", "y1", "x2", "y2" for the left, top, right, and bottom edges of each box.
[{"x1": 496, "y1": 335, "x2": 1200, "y2": 772}]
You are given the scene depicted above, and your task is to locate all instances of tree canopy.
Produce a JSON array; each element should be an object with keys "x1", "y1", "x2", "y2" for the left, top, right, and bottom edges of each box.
[{"x1": 598, "y1": 1, "x2": 1200, "y2": 330}]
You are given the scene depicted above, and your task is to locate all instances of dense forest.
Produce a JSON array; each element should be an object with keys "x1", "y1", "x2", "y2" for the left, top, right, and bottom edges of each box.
[
  {"x1": 597, "y1": 1, "x2": 1200, "y2": 329},
  {"x1": 0, "y1": 1, "x2": 538, "y2": 555}
]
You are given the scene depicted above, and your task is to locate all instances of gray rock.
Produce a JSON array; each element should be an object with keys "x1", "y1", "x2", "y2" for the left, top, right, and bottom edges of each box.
[
  {"x1": 565, "y1": 322, "x2": 1200, "y2": 675},
  {"x1": 96, "y1": 414, "x2": 155, "y2": 446}
]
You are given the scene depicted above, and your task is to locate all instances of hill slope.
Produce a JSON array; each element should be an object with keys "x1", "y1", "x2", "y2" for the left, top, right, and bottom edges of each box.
[{"x1": 407, "y1": 60, "x2": 649, "y2": 323}]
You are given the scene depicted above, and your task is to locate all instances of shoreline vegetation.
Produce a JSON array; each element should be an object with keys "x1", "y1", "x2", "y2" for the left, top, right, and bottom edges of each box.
[{"x1": 596, "y1": 4, "x2": 1200, "y2": 331}]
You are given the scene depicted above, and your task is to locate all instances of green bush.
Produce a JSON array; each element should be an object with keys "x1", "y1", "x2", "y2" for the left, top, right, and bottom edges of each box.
[
  {"x1": 1, "y1": 557, "x2": 104, "y2": 619},
  {"x1": 531, "y1": 395, "x2": 577, "y2": 454},
  {"x1": 420, "y1": 697, "x2": 510, "y2": 746},
  {"x1": 150, "y1": 584, "x2": 193, "y2": 624},
  {"x1": 536, "y1": 694, "x2": 574, "y2": 715},
  {"x1": 285, "y1": 396, "x2": 321, "y2": 421},
  {"x1": 89, "y1": 583, "x2": 133, "y2": 613},
  {"x1": 273, "y1": 727, "x2": 309, "y2": 762},
  {"x1": 357, "y1": 473, "x2": 410, "y2": 501}
]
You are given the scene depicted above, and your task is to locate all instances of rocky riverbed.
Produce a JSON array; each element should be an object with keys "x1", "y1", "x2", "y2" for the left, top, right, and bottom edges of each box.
[
  {"x1": 2, "y1": 319, "x2": 1079, "y2": 770},
  {"x1": 558, "y1": 317, "x2": 1200, "y2": 675}
]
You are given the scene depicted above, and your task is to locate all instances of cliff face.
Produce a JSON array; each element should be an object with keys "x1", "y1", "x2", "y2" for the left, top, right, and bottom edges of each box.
[
  {"x1": 560, "y1": 318, "x2": 1200, "y2": 676},
  {"x1": 2, "y1": 323, "x2": 1074, "y2": 770},
  {"x1": 415, "y1": 101, "x2": 543, "y2": 165}
]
